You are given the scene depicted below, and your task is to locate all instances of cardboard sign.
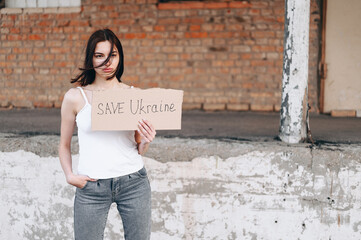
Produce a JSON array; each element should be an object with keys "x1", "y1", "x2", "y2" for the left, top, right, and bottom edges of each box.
[{"x1": 91, "y1": 88, "x2": 184, "y2": 131}]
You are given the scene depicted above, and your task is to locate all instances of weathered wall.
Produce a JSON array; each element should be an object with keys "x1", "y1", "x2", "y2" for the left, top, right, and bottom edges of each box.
[
  {"x1": 1, "y1": 138, "x2": 360, "y2": 239},
  {"x1": 0, "y1": 0, "x2": 321, "y2": 112}
]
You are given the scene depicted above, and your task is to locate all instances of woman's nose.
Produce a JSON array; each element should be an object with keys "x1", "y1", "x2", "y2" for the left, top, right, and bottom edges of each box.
[{"x1": 105, "y1": 58, "x2": 112, "y2": 66}]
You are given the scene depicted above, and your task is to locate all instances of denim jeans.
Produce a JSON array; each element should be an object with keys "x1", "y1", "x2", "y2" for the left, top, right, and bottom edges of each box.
[{"x1": 74, "y1": 167, "x2": 151, "y2": 240}]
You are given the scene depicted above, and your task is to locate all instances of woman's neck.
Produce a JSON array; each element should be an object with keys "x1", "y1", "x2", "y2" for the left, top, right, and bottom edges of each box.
[{"x1": 91, "y1": 77, "x2": 119, "y2": 90}]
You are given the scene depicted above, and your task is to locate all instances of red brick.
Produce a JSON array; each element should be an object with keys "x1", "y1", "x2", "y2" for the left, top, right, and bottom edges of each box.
[
  {"x1": 1, "y1": 21, "x2": 14, "y2": 28},
  {"x1": 113, "y1": 19, "x2": 134, "y2": 25},
  {"x1": 154, "y1": 25, "x2": 165, "y2": 32},
  {"x1": 157, "y1": 18, "x2": 180, "y2": 25},
  {"x1": 13, "y1": 48, "x2": 32, "y2": 54},
  {"x1": 214, "y1": 24, "x2": 225, "y2": 31},
  {"x1": 261, "y1": 9, "x2": 273, "y2": 16},
  {"x1": 182, "y1": 103, "x2": 202, "y2": 110},
  {"x1": 18, "y1": 61, "x2": 33, "y2": 67},
  {"x1": 227, "y1": 24, "x2": 244, "y2": 31},
  {"x1": 212, "y1": 60, "x2": 234, "y2": 67},
  {"x1": 91, "y1": 19, "x2": 112, "y2": 26},
  {"x1": 38, "y1": 20, "x2": 53, "y2": 27},
  {"x1": 227, "y1": 103, "x2": 250, "y2": 111},
  {"x1": 4, "y1": 15, "x2": 17, "y2": 21},
  {"x1": 3, "y1": 68, "x2": 13, "y2": 75},
  {"x1": 189, "y1": 25, "x2": 201, "y2": 31},
  {"x1": 274, "y1": 8, "x2": 284, "y2": 15},
  {"x1": 169, "y1": 75, "x2": 184, "y2": 81},
  {"x1": 184, "y1": 17, "x2": 204, "y2": 24},
  {"x1": 252, "y1": 2, "x2": 269, "y2": 8},
  {"x1": 9, "y1": 28, "x2": 20, "y2": 34},
  {"x1": 229, "y1": 1, "x2": 252, "y2": 8},
  {"x1": 277, "y1": 16, "x2": 284, "y2": 23},
  {"x1": 50, "y1": 47, "x2": 69, "y2": 54},
  {"x1": 69, "y1": 20, "x2": 89, "y2": 26},
  {"x1": 185, "y1": 32, "x2": 208, "y2": 38},
  {"x1": 249, "y1": 9, "x2": 261, "y2": 16},
  {"x1": 28, "y1": 34, "x2": 46, "y2": 40},
  {"x1": 203, "y1": 103, "x2": 226, "y2": 111},
  {"x1": 241, "y1": 53, "x2": 252, "y2": 60},
  {"x1": 205, "y1": 3, "x2": 228, "y2": 9},
  {"x1": 209, "y1": 32, "x2": 233, "y2": 38},
  {"x1": 125, "y1": 33, "x2": 146, "y2": 39},
  {"x1": 250, "y1": 104, "x2": 274, "y2": 111},
  {"x1": 251, "y1": 31, "x2": 275, "y2": 38},
  {"x1": 253, "y1": 16, "x2": 277, "y2": 23},
  {"x1": 98, "y1": 5, "x2": 116, "y2": 11},
  {"x1": 158, "y1": 2, "x2": 204, "y2": 10},
  {"x1": 252, "y1": 45, "x2": 276, "y2": 52},
  {"x1": 54, "y1": 61, "x2": 71, "y2": 67},
  {"x1": 28, "y1": 54, "x2": 43, "y2": 61},
  {"x1": 241, "y1": 83, "x2": 253, "y2": 89},
  {"x1": 33, "y1": 101, "x2": 53, "y2": 108},
  {"x1": 7, "y1": 35, "x2": 23, "y2": 41}
]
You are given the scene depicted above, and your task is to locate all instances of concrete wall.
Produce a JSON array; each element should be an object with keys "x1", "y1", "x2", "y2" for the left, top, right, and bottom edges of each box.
[
  {"x1": 0, "y1": 0, "x2": 322, "y2": 112},
  {"x1": 1, "y1": 138, "x2": 361, "y2": 239}
]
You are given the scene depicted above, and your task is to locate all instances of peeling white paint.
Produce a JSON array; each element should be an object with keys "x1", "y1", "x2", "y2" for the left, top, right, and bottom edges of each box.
[
  {"x1": 280, "y1": 0, "x2": 311, "y2": 143},
  {"x1": 1, "y1": 143, "x2": 361, "y2": 239}
]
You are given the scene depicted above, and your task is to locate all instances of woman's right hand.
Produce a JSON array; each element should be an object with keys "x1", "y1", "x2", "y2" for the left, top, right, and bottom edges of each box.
[{"x1": 66, "y1": 173, "x2": 97, "y2": 188}]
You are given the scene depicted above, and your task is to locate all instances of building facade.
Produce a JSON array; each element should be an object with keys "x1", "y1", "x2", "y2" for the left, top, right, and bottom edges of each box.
[{"x1": 0, "y1": 0, "x2": 322, "y2": 112}]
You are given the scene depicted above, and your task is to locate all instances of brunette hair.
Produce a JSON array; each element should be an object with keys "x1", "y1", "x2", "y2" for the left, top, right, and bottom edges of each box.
[{"x1": 71, "y1": 29, "x2": 124, "y2": 86}]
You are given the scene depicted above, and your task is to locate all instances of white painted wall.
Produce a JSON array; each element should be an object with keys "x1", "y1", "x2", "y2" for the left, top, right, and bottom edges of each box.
[
  {"x1": 1, "y1": 141, "x2": 361, "y2": 239},
  {"x1": 5, "y1": 0, "x2": 80, "y2": 8},
  {"x1": 324, "y1": 0, "x2": 361, "y2": 112}
]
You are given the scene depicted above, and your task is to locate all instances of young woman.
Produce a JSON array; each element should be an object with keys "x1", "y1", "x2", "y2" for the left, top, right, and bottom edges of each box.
[{"x1": 58, "y1": 29, "x2": 155, "y2": 240}]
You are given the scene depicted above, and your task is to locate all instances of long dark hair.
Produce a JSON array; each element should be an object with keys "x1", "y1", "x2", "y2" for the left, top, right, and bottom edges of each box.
[{"x1": 71, "y1": 29, "x2": 124, "y2": 86}]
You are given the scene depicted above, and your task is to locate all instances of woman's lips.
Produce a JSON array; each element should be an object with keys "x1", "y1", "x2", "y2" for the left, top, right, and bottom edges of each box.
[{"x1": 103, "y1": 68, "x2": 113, "y2": 72}]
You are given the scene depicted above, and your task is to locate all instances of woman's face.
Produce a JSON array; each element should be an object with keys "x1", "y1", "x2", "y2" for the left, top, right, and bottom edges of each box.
[{"x1": 92, "y1": 40, "x2": 120, "y2": 80}]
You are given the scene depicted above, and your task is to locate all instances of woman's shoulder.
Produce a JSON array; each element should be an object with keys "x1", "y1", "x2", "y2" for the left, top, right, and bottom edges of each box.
[{"x1": 63, "y1": 87, "x2": 82, "y2": 103}]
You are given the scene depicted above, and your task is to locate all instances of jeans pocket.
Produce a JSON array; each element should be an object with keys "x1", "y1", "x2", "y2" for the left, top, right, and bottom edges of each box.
[
  {"x1": 135, "y1": 167, "x2": 147, "y2": 178},
  {"x1": 79, "y1": 181, "x2": 90, "y2": 190}
]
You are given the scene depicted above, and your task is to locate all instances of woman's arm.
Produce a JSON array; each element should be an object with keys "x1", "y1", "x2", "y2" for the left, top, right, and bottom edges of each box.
[
  {"x1": 58, "y1": 89, "x2": 96, "y2": 188},
  {"x1": 135, "y1": 119, "x2": 156, "y2": 155}
]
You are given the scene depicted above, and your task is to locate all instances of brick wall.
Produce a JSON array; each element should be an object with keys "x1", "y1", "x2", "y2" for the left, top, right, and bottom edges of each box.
[{"x1": 0, "y1": 0, "x2": 321, "y2": 111}]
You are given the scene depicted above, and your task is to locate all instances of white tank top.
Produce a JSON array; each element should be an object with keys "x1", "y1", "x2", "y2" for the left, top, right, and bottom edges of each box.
[{"x1": 75, "y1": 86, "x2": 143, "y2": 179}]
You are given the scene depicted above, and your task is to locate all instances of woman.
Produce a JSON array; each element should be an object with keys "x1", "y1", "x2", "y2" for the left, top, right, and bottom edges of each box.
[{"x1": 58, "y1": 29, "x2": 155, "y2": 240}]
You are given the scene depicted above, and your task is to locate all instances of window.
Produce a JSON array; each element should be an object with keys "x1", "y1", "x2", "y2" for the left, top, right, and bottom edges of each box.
[{"x1": 5, "y1": 0, "x2": 81, "y2": 8}]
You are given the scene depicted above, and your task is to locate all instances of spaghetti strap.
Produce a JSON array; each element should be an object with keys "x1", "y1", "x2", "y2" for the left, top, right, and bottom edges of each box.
[{"x1": 77, "y1": 87, "x2": 89, "y2": 105}]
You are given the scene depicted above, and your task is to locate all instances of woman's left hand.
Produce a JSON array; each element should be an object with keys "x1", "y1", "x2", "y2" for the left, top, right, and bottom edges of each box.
[{"x1": 137, "y1": 119, "x2": 156, "y2": 144}]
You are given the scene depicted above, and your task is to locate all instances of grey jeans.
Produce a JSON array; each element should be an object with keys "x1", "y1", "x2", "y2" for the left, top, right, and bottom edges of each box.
[{"x1": 74, "y1": 167, "x2": 151, "y2": 240}]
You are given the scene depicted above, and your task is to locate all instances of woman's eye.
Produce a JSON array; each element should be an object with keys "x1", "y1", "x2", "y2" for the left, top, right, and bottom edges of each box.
[{"x1": 112, "y1": 54, "x2": 117, "y2": 57}]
